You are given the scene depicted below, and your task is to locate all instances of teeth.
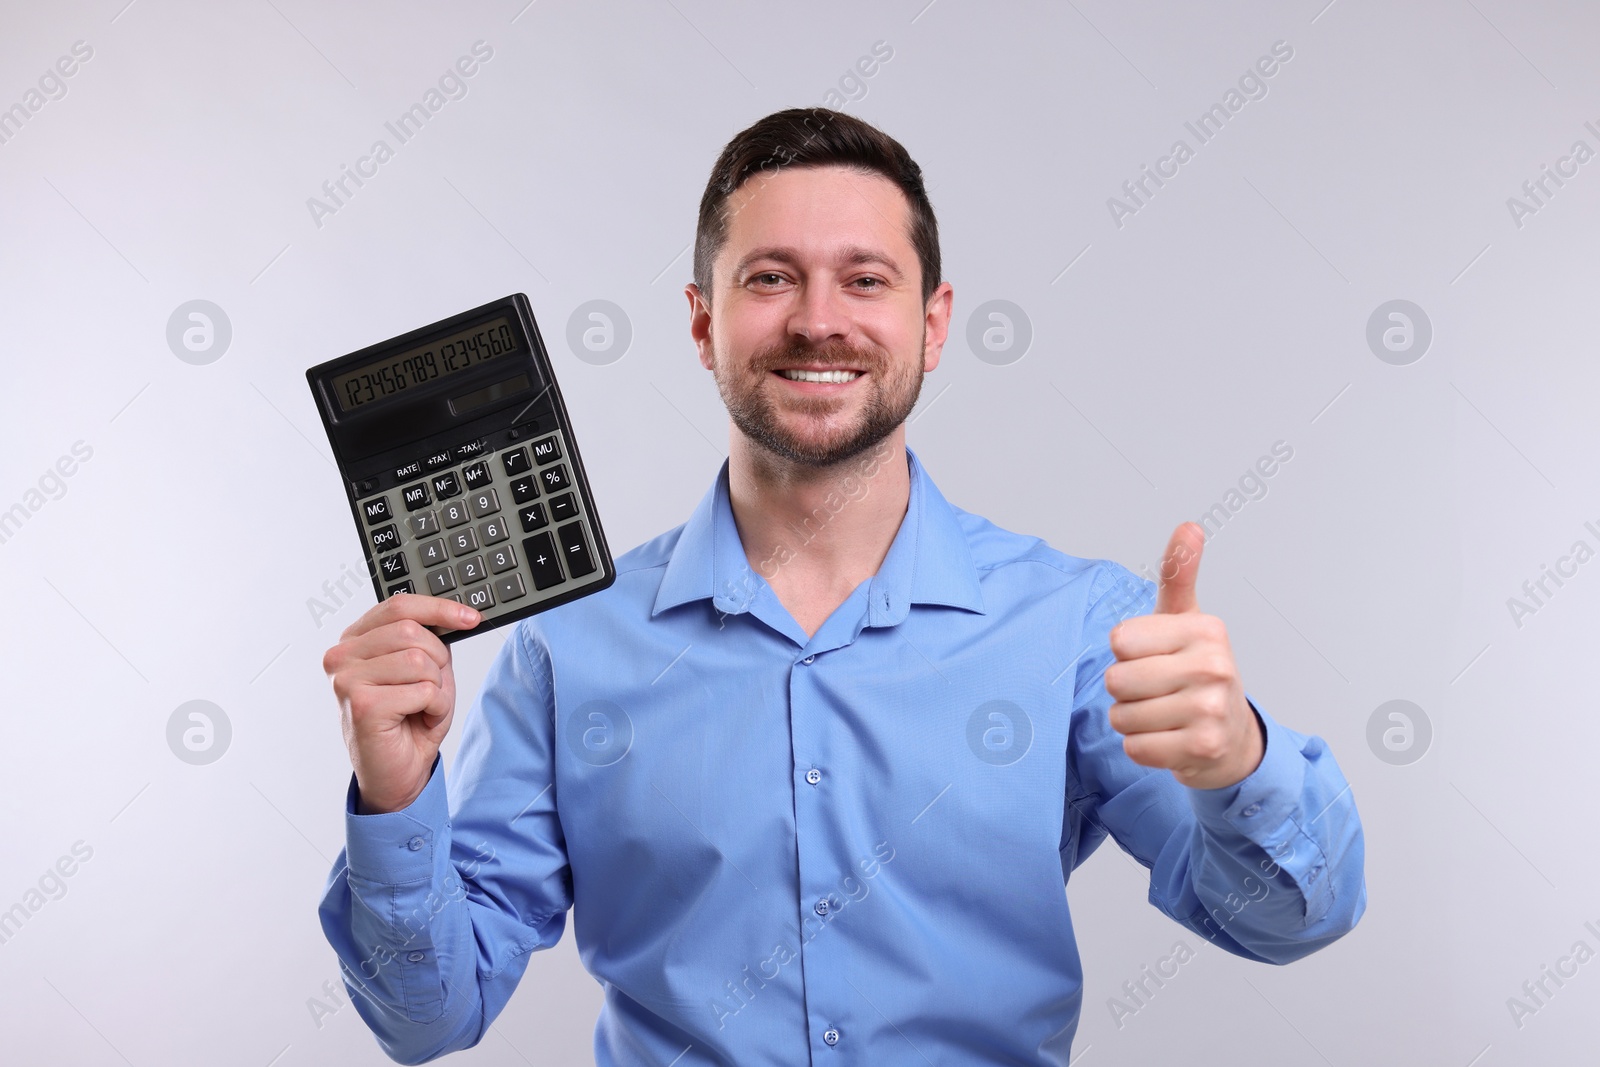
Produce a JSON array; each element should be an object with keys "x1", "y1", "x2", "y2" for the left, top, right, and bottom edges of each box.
[{"x1": 779, "y1": 369, "x2": 861, "y2": 383}]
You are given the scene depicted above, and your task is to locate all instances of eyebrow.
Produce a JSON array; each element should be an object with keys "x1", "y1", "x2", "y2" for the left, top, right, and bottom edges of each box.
[{"x1": 733, "y1": 245, "x2": 906, "y2": 282}]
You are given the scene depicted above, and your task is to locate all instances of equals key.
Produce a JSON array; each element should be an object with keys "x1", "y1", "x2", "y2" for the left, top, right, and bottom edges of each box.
[{"x1": 556, "y1": 520, "x2": 596, "y2": 578}]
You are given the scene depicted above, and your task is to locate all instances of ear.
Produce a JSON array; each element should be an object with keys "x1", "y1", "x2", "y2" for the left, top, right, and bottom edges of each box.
[
  {"x1": 686, "y1": 282, "x2": 714, "y2": 371},
  {"x1": 922, "y1": 280, "x2": 954, "y2": 373}
]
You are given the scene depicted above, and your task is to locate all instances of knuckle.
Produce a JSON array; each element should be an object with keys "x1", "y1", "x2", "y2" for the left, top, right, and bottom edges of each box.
[
  {"x1": 1108, "y1": 623, "x2": 1126, "y2": 655},
  {"x1": 1102, "y1": 664, "x2": 1123, "y2": 696},
  {"x1": 1200, "y1": 651, "x2": 1233, "y2": 682},
  {"x1": 1191, "y1": 727, "x2": 1227, "y2": 762}
]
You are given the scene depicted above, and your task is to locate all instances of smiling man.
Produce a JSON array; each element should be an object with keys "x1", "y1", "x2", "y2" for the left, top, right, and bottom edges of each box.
[{"x1": 318, "y1": 108, "x2": 1365, "y2": 1065}]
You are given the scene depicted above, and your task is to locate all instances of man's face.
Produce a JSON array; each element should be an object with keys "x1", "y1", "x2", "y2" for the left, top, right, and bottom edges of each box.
[{"x1": 688, "y1": 164, "x2": 950, "y2": 469}]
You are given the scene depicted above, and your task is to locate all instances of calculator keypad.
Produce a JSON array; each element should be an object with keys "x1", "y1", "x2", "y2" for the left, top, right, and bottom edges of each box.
[{"x1": 355, "y1": 428, "x2": 604, "y2": 625}]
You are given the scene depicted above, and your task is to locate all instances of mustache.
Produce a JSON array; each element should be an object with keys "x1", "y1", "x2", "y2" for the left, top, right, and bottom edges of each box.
[{"x1": 754, "y1": 336, "x2": 884, "y2": 373}]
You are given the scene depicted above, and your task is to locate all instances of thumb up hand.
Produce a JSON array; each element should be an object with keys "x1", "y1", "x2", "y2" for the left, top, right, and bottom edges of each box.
[{"x1": 1104, "y1": 523, "x2": 1264, "y2": 790}]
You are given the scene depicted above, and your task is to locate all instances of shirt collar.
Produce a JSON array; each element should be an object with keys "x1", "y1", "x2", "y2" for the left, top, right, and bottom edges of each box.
[{"x1": 651, "y1": 445, "x2": 986, "y2": 624}]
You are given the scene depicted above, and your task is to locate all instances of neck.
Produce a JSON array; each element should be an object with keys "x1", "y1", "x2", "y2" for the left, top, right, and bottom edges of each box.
[{"x1": 725, "y1": 428, "x2": 910, "y2": 600}]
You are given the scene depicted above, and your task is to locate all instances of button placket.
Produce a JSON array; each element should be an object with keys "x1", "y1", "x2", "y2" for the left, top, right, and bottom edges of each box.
[{"x1": 789, "y1": 647, "x2": 844, "y2": 1051}]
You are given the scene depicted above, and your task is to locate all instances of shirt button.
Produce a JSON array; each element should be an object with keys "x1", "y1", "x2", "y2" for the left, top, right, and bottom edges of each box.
[
  {"x1": 802, "y1": 655, "x2": 815, "y2": 665},
  {"x1": 407, "y1": 951, "x2": 426, "y2": 963},
  {"x1": 823, "y1": 1027, "x2": 840, "y2": 1046},
  {"x1": 806, "y1": 768, "x2": 822, "y2": 785},
  {"x1": 407, "y1": 835, "x2": 425, "y2": 851},
  {"x1": 1240, "y1": 803, "x2": 1261, "y2": 818},
  {"x1": 814, "y1": 898, "x2": 830, "y2": 916}
]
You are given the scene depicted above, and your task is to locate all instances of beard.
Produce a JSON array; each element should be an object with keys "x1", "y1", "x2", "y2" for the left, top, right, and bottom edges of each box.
[{"x1": 711, "y1": 329, "x2": 925, "y2": 469}]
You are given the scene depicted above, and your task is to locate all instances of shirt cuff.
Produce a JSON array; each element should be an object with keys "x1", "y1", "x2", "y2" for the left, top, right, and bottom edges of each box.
[
  {"x1": 343, "y1": 755, "x2": 448, "y2": 885},
  {"x1": 1186, "y1": 696, "x2": 1304, "y2": 838}
]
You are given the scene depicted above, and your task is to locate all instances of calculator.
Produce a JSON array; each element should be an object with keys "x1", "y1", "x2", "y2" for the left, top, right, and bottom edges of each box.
[{"x1": 306, "y1": 294, "x2": 615, "y2": 642}]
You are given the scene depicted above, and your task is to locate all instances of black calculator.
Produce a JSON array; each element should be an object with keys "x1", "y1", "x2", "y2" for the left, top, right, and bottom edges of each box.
[{"x1": 306, "y1": 294, "x2": 615, "y2": 642}]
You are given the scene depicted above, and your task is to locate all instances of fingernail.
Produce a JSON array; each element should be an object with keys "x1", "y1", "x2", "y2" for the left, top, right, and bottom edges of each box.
[{"x1": 460, "y1": 607, "x2": 479, "y2": 625}]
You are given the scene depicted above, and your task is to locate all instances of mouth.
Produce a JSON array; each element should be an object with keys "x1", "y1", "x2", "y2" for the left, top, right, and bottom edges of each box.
[{"x1": 772, "y1": 367, "x2": 864, "y2": 385}]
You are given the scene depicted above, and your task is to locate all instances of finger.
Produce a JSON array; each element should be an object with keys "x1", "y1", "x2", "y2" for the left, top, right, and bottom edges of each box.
[
  {"x1": 1154, "y1": 521, "x2": 1205, "y2": 615},
  {"x1": 347, "y1": 679, "x2": 452, "y2": 728},
  {"x1": 342, "y1": 592, "x2": 479, "y2": 642},
  {"x1": 345, "y1": 647, "x2": 444, "y2": 690},
  {"x1": 1103, "y1": 654, "x2": 1187, "y2": 703},
  {"x1": 1118, "y1": 726, "x2": 1190, "y2": 772},
  {"x1": 1109, "y1": 613, "x2": 1220, "y2": 660},
  {"x1": 334, "y1": 616, "x2": 454, "y2": 673},
  {"x1": 1108, "y1": 693, "x2": 1197, "y2": 736}
]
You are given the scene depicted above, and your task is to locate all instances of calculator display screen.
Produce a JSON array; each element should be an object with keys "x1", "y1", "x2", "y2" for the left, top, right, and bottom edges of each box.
[{"x1": 334, "y1": 316, "x2": 519, "y2": 413}]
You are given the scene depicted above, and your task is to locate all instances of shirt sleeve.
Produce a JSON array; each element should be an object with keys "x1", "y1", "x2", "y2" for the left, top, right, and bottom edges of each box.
[
  {"x1": 316, "y1": 620, "x2": 573, "y2": 1064},
  {"x1": 1063, "y1": 562, "x2": 1367, "y2": 964}
]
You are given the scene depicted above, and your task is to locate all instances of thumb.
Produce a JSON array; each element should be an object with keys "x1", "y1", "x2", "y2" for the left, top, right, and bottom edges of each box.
[{"x1": 1154, "y1": 521, "x2": 1205, "y2": 614}]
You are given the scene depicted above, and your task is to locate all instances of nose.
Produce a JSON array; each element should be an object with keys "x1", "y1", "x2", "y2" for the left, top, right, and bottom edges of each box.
[{"x1": 785, "y1": 277, "x2": 850, "y2": 347}]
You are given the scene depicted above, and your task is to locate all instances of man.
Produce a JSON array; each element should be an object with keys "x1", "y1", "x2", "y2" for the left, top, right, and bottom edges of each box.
[{"x1": 319, "y1": 108, "x2": 1365, "y2": 1065}]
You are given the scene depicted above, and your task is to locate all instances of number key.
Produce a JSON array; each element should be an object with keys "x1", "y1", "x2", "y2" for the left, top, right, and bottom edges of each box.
[
  {"x1": 480, "y1": 516, "x2": 510, "y2": 545},
  {"x1": 370, "y1": 524, "x2": 400, "y2": 553},
  {"x1": 426, "y1": 565, "x2": 458, "y2": 595},
  {"x1": 449, "y1": 527, "x2": 479, "y2": 556}
]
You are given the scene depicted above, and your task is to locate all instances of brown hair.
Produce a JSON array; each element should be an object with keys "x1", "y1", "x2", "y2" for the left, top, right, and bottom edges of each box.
[{"x1": 693, "y1": 107, "x2": 942, "y2": 308}]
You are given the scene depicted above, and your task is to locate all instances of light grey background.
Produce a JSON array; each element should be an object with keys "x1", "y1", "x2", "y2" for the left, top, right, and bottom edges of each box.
[{"x1": 1, "y1": 0, "x2": 1594, "y2": 1063}]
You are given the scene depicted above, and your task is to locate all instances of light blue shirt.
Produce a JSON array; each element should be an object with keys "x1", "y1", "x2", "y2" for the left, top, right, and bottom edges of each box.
[{"x1": 318, "y1": 444, "x2": 1365, "y2": 1065}]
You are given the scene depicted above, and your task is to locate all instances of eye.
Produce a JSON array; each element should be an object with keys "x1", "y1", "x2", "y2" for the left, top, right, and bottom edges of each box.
[
  {"x1": 851, "y1": 276, "x2": 885, "y2": 291},
  {"x1": 749, "y1": 272, "x2": 786, "y2": 287}
]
